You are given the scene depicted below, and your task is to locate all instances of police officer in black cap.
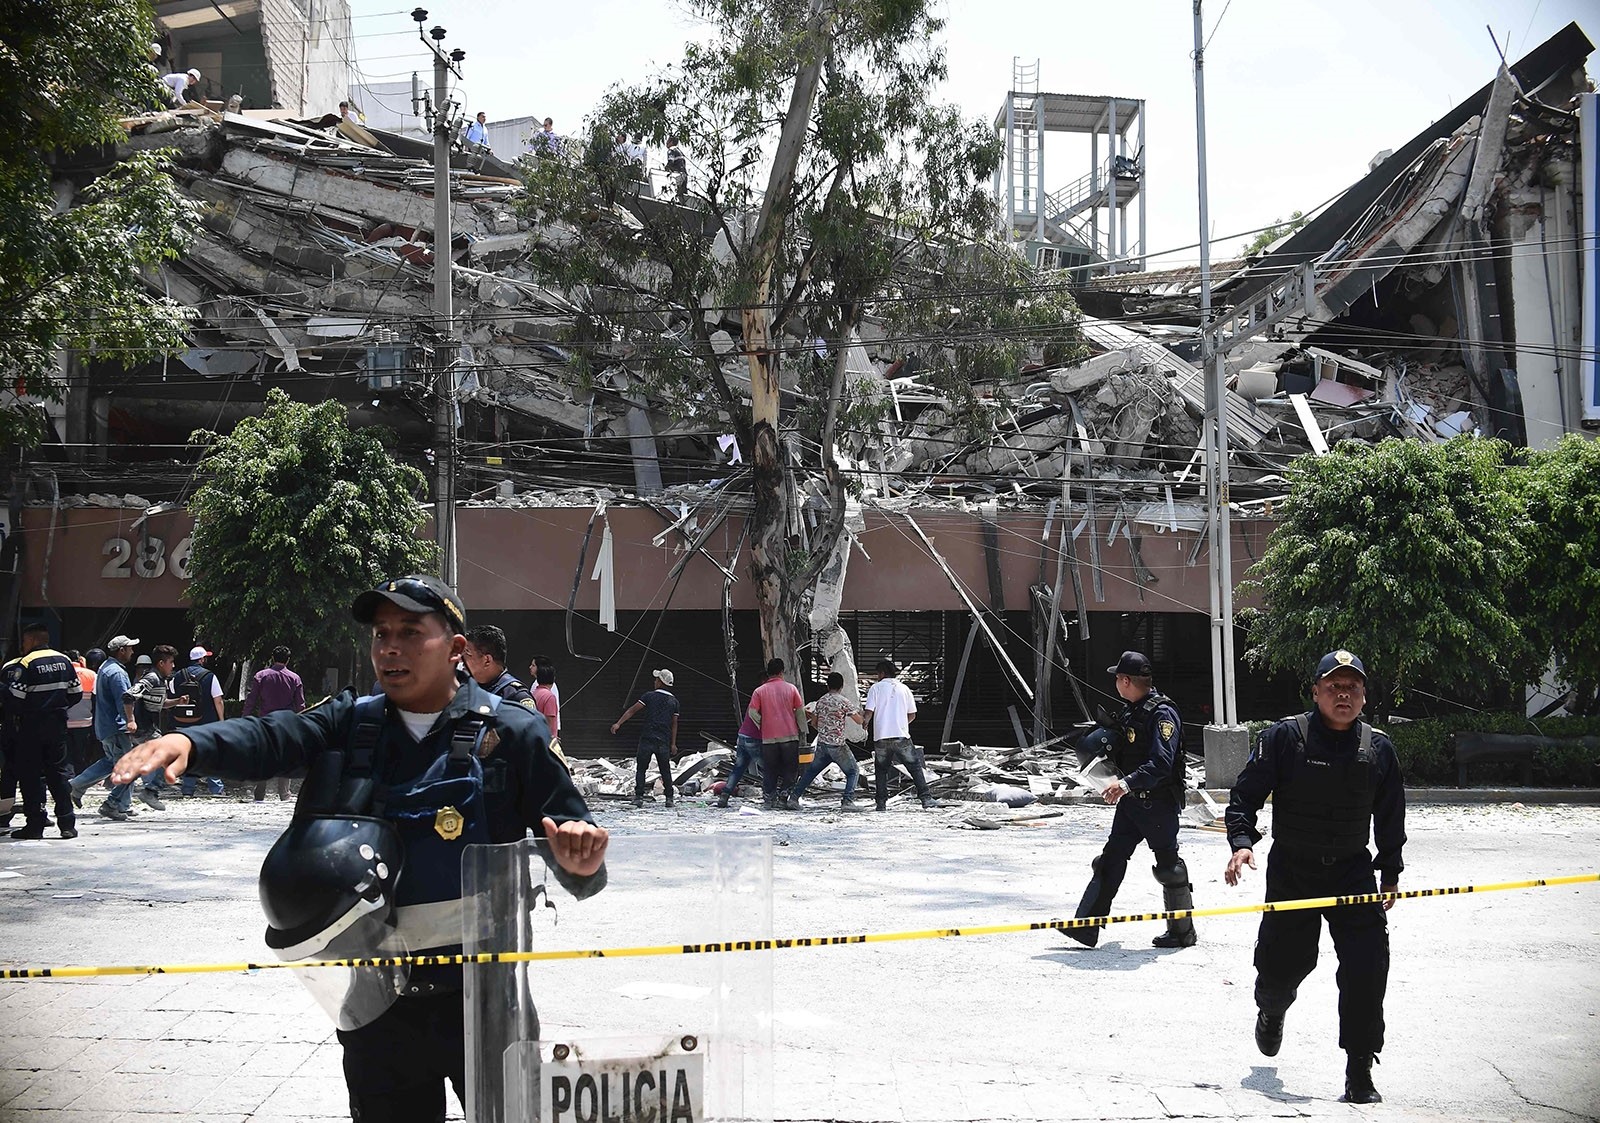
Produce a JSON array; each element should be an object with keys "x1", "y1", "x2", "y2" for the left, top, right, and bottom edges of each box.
[
  {"x1": 1224, "y1": 649, "x2": 1406, "y2": 1105},
  {"x1": 115, "y1": 574, "x2": 608, "y2": 1122},
  {"x1": 1064, "y1": 650, "x2": 1195, "y2": 949}
]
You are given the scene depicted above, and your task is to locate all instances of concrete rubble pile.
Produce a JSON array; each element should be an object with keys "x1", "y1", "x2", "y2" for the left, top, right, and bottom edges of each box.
[
  {"x1": 559, "y1": 732, "x2": 1213, "y2": 826},
  {"x1": 90, "y1": 41, "x2": 1588, "y2": 521}
]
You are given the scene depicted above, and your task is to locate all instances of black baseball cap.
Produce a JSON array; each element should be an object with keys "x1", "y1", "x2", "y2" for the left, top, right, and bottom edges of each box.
[
  {"x1": 1107, "y1": 650, "x2": 1153, "y2": 677},
  {"x1": 351, "y1": 575, "x2": 467, "y2": 634},
  {"x1": 1315, "y1": 649, "x2": 1366, "y2": 682}
]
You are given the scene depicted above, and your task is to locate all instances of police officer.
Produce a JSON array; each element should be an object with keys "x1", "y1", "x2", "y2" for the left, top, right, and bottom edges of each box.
[
  {"x1": 4, "y1": 624, "x2": 82, "y2": 839},
  {"x1": 1064, "y1": 650, "x2": 1195, "y2": 949},
  {"x1": 1224, "y1": 649, "x2": 1405, "y2": 1105},
  {"x1": 460, "y1": 624, "x2": 533, "y2": 706},
  {"x1": 115, "y1": 575, "x2": 609, "y2": 1122}
]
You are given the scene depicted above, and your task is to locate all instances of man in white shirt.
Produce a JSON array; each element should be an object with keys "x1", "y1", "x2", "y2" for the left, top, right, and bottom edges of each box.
[
  {"x1": 464, "y1": 111, "x2": 490, "y2": 152},
  {"x1": 160, "y1": 68, "x2": 201, "y2": 107},
  {"x1": 863, "y1": 659, "x2": 936, "y2": 811}
]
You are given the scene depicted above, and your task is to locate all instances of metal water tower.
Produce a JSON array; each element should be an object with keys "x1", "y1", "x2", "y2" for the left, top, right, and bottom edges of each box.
[{"x1": 994, "y1": 59, "x2": 1146, "y2": 276}]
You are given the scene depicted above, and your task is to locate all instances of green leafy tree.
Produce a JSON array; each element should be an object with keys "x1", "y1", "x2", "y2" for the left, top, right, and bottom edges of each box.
[
  {"x1": 1241, "y1": 437, "x2": 1540, "y2": 722},
  {"x1": 185, "y1": 390, "x2": 436, "y2": 674},
  {"x1": 1, "y1": 0, "x2": 195, "y2": 449},
  {"x1": 1241, "y1": 210, "x2": 1308, "y2": 258},
  {"x1": 1519, "y1": 434, "x2": 1600, "y2": 714},
  {"x1": 522, "y1": 0, "x2": 1082, "y2": 667}
]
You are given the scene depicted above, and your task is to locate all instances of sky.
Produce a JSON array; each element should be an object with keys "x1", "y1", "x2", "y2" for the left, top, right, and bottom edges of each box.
[{"x1": 345, "y1": 0, "x2": 1596, "y2": 269}]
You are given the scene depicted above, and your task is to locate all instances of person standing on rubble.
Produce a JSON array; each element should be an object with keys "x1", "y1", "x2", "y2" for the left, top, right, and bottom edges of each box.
[
  {"x1": 863, "y1": 659, "x2": 936, "y2": 811},
  {"x1": 1224, "y1": 649, "x2": 1405, "y2": 1105},
  {"x1": 748, "y1": 658, "x2": 808, "y2": 811},
  {"x1": 464, "y1": 111, "x2": 490, "y2": 153},
  {"x1": 611, "y1": 670, "x2": 679, "y2": 808},
  {"x1": 715, "y1": 682, "x2": 765, "y2": 809},
  {"x1": 790, "y1": 672, "x2": 864, "y2": 811},
  {"x1": 1064, "y1": 651, "x2": 1196, "y2": 949}
]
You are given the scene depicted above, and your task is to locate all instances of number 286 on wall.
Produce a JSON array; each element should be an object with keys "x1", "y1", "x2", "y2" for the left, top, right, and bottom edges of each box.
[{"x1": 101, "y1": 536, "x2": 193, "y2": 580}]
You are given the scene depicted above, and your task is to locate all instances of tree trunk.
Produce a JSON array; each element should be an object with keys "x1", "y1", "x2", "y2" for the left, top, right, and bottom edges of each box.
[{"x1": 740, "y1": 0, "x2": 834, "y2": 669}]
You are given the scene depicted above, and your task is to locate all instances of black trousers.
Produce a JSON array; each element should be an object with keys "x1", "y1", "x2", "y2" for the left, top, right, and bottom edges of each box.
[
  {"x1": 760, "y1": 739, "x2": 800, "y2": 802},
  {"x1": 634, "y1": 741, "x2": 672, "y2": 800},
  {"x1": 1254, "y1": 845, "x2": 1389, "y2": 1055},
  {"x1": 337, "y1": 992, "x2": 465, "y2": 1122},
  {"x1": 12, "y1": 724, "x2": 75, "y2": 828}
]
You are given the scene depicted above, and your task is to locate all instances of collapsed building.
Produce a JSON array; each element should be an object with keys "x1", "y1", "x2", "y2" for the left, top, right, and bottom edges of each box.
[{"x1": 4, "y1": 23, "x2": 1596, "y2": 757}]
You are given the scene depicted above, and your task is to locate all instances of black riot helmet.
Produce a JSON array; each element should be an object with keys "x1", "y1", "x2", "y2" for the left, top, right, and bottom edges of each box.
[
  {"x1": 259, "y1": 814, "x2": 404, "y2": 956},
  {"x1": 259, "y1": 814, "x2": 409, "y2": 1030}
]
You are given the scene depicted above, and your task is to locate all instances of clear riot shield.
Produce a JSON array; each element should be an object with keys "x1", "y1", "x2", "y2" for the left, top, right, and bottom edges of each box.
[{"x1": 462, "y1": 834, "x2": 772, "y2": 1123}]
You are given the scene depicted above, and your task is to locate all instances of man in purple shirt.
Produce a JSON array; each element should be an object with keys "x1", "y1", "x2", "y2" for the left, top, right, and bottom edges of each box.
[{"x1": 244, "y1": 645, "x2": 305, "y2": 801}]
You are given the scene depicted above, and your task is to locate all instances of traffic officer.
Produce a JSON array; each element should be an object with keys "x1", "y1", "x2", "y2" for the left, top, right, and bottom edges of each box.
[
  {"x1": 460, "y1": 624, "x2": 534, "y2": 706},
  {"x1": 1064, "y1": 650, "x2": 1195, "y2": 949},
  {"x1": 4, "y1": 624, "x2": 82, "y2": 839},
  {"x1": 1224, "y1": 649, "x2": 1406, "y2": 1106},
  {"x1": 114, "y1": 575, "x2": 608, "y2": 1122}
]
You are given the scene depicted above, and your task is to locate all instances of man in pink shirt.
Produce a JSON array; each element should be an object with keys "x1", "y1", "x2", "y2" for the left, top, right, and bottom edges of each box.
[{"x1": 747, "y1": 658, "x2": 808, "y2": 810}]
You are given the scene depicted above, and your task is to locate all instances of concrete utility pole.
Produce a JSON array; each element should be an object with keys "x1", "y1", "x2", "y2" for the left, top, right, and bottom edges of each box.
[
  {"x1": 1193, "y1": 0, "x2": 1249, "y2": 784},
  {"x1": 414, "y1": 8, "x2": 464, "y2": 586}
]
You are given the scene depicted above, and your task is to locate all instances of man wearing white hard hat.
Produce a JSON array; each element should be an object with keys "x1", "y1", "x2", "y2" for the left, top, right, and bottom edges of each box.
[{"x1": 159, "y1": 67, "x2": 202, "y2": 107}]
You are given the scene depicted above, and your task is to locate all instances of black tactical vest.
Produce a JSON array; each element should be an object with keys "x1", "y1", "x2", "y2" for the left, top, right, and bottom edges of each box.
[
  {"x1": 1270, "y1": 714, "x2": 1375, "y2": 854},
  {"x1": 1110, "y1": 691, "x2": 1183, "y2": 796}
]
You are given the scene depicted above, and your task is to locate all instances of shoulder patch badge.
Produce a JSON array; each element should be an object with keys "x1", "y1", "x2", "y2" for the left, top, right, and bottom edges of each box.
[
  {"x1": 478, "y1": 726, "x2": 501, "y2": 758},
  {"x1": 1159, "y1": 719, "x2": 1176, "y2": 739}
]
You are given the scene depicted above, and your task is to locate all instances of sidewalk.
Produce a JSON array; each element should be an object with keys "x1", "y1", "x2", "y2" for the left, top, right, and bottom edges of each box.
[{"x1": 2, "y1": 796, "x2": 1597, "y2": 1121}]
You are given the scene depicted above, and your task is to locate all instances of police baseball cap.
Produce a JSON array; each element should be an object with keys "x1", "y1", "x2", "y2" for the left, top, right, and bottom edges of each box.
[
  {"x1": 352, "y1": 575, "x2": 467, "y2": 634},
  {"x1": 1315, "y1": 649, "x2": 1366, "y2": 682},
  {"x1": 1107, "y1": 650, "x2": 1154, "y2": 677}
]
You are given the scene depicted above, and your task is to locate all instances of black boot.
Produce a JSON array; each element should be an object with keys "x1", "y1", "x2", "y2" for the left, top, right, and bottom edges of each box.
[
  {"x1": 1065, "y1": 854, "x2": 1125, "y2": 948},
  {"x1": 1341, "y1": 1053, "x2": 1381, "y2": 1104},
  {"x1": 10, "y1": 821, "x2": 47, "y2": 840},
  {"x1": 1151, "y1": 851, "x2": 1197, "y2": 947},
  {"x1": 1151, "y1": 883, "x2": 1197, "y2": 947},
  {"x1": 1254, "y1": 1010, "x2": 1285, "y2": 1057}
]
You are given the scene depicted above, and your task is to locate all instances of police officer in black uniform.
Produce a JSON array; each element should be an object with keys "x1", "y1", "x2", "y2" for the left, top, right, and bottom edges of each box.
[
  {"x1": 460, "y1": 624, "x2": 533, "y2": 706},
  {"x1": 1224, "y1": 649, "x2": 1405, "y2": 1105},
  {"x1": 1065, "y1": 650, "x2": 1196, "y2": 949},
  {"x1": 115, "y1": 575, "x2": 609, "y2": 1123},
  {"x1": 4, "y1": 624, "x2": 82, "y2": 839}
]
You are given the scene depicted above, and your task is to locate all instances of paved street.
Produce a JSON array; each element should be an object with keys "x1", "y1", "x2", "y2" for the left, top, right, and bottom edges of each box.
[{"x1": 1, "y1": 794, "x2": 1596, "y2": 1122}]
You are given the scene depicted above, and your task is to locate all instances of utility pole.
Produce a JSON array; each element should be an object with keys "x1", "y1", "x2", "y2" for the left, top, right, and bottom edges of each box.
[
  {"x1": 1193, "y1": 0, "x2": 1248, "y2": 782},
  {"x1": 412, "y1": 8, "x2": 464, "y2": 586}
]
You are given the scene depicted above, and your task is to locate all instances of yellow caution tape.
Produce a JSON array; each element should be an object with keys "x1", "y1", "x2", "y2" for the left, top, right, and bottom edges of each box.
[{"x1": 3, "y1": 872, "x2": 1594, "y2": 981}]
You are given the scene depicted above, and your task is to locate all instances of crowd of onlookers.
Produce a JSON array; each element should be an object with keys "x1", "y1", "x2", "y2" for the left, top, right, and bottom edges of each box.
[
  {"x1": 2, "y1": 614, "x2": 929, "y2": 838},
  {"x1": 0, "y1": 635, "x2": 306, "y2": 839}
]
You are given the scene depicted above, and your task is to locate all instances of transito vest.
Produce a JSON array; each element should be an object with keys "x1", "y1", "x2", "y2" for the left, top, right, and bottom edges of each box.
[{"x1": 1269, "y1": 713, "x2": 1375, "y2": 854}]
